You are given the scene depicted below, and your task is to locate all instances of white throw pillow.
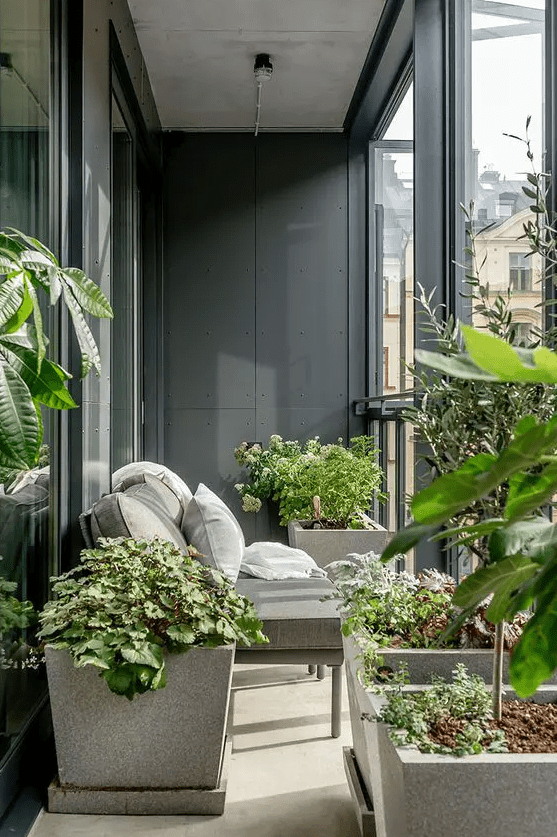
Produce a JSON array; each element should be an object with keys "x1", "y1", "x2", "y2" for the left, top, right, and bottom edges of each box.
[
  {"x1": 112, "y1": 461, "x2": 193, "y2": 519},
  {"x1": 240, "y1": 542, "x2": 327, "y2": 580},
  {"x1": 182, "y1": 484, "x2": 245, "y2": 582}
]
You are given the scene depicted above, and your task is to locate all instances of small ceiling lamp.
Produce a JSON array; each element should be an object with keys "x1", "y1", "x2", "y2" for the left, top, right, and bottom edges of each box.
[{"x1": 253, "y1": 53, "x2": 273, "y2": 137}]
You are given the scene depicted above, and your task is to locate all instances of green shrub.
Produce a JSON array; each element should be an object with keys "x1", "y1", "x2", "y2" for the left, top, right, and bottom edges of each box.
[
  {"x1": 39, "y1": 537, "x2": 267, "y2": 700},
  {"x1": 234, "y1": 434, "x2": 386, "y2": 528}
]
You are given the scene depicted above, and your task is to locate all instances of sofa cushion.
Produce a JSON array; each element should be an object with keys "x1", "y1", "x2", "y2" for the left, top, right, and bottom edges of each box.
[
  {"x1": 115, "y1": 473, "x2": 183, "y2": 527},
  {"x1": 181, "y1": 483, "x2": 244, "y2": 582},
  {"x1": 90, "y1": 483, "x2": 189, "y2": 553},
  {"x1": 111, "y1": 461, "x2": 192, "y2": 518},
  {"x1": 235, "y1": 577, "x2": 342, "y2": 651}
]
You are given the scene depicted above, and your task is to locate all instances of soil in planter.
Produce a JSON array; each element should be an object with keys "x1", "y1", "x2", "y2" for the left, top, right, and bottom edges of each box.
[
  {"x1": 301, "y1": 519, "x2": 346, "y2": 530},
  {"x1": 429, "y1": 701, "x2": 557, "y2": 753}
]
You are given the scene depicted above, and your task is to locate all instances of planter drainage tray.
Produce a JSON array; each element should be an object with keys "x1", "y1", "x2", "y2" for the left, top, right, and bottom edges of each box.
[{"x1": 47, "y1": 737, "x2": 232, "y2": 816}]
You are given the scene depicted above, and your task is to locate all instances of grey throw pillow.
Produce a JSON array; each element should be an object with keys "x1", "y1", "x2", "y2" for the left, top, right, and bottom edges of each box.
[
  {"x1": 182, "y1": 484, "x2": 244, "y2": 582},
  {"x1": 90, "y1": 484, "x2": 189, "y2": 553}
]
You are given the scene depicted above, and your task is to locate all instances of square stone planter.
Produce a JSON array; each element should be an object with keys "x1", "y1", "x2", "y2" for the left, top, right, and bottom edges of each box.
[
  {"x1": 343, "y1": 634, "x2": 557, "y2": 836},
  {"x1": 288, "y1": 521, "x2": 389, "y2": 570},
  {"x1": 367, "y1": 687, "x2": 557, "y2": 837},
  {"x1": 45, "y1": 643, "x2": 234, "y2": 792}
]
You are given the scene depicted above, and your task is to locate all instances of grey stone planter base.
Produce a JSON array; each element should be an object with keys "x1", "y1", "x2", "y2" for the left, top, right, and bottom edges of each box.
[
  {"x1": 47, "y1": 738, "x2": 232, "y2": 816},
  {"x1": 343, "y1": 748, "x2": 376, "y2": 837}
]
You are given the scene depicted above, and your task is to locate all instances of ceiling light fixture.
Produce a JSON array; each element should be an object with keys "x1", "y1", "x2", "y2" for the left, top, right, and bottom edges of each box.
[{"x1": 253, "y1": 53, "x2": 273, "y2": 137}]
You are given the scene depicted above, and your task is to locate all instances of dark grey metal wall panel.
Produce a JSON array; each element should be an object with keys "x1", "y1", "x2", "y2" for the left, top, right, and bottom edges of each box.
[
  {"x1": 162, "y1": 132, "x2": 351, "y2": 542},
  {"x1": 256, "y1": 134, "x2": 348, "y2": 427},
  {"x1": 164, "y1": 407, "x2": 257, "y2": 544},
  {"x1": 163, "y1": 134, "x2": 256, "y2": 411},
  {"x1": 255, "y1": 407, "x2": 348, "y2": 447}
]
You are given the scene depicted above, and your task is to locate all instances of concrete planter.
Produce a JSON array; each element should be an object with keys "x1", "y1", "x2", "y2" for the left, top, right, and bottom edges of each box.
[
  {"x1": 368, "y1": 687, "x2": 557, "y2": 837},
  {"x1": 343, "y1": 636, "x2": 557, "y2": 837},
  {"x1": 45, "y1": 643, "x2": 234, "y2": 790},
  {"x1": 288, "y1": 521, "x2": 389, "y2": 570}
]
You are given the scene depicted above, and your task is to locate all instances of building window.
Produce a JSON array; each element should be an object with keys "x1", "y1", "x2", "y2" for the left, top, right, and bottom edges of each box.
[{"x1": 509, "y1": 252, "x2": 532, "y2": 291}]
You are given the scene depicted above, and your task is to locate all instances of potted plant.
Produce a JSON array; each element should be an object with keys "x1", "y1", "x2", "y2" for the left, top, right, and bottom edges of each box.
[
  {"x1": 0, "y1": 228, "x2": 113, "y2": 474},
  {"x1": 39, "y1": 536, "x2": 267, "y2": 815},
  {"x1": 330, "y1": 550, "x2": 536, "y2": 828},
  {"x1": 234, "y1": 434, "x2": 389, "y2": 567},
  {"x1": 344, "y1": 321, "x2": 557, "y2": 837}
]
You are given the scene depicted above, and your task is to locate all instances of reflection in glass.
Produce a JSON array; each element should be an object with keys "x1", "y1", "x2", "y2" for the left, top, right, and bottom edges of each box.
[
  {"x1": 0, "y1": 0, "x2": 50, "y2": 779},
  {"x1": 111, "y1": 96, "x2": 137, "y2": 470},
  {"x1": 470, "y1": 0, "x2": 545, "y2": 337}
]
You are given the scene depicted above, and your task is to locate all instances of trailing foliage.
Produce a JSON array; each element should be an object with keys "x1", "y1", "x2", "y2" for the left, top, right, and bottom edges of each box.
[
  {"x1": 377, "y1": 664, "x2": 507, "y2": 756},
  {"x1": 328, "y1": 552, "x2": 528, "y2": 686},
  {"x1": 234, "y1": 434, "x2": 386, "y2": 528},
  {"x1": 0, "y1": 229, "x2": 113, "y2": 472},
  {"x1": 39, "y1": 537, "x2": 267, "y2": 700}
]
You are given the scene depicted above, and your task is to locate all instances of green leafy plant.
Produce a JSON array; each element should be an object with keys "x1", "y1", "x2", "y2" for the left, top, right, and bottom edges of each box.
[
  {"x1": 234, "y1": 434, "x2": 386, "y2": 528},
  {"x1": 384, "y1": 326, "x2": 557, "y2": 715},
  {"x1": 377, "y1": 663, "x2": 507, "y2": 756},
  {"x1": 404, "y1": 220, "x2": 557, "y2": 566},
  {"x1": 0, "y1": 574, "x2": 35, "y2": 669},
  {"x1": 0, "y1": 228, "x2": 113, "y2": 472},
  {"x1": 38, "y1": 537, "x2": 268, "y2": 700},
  {"x1": 328, "y1": 552, "x2": 528, "y2": 686}
]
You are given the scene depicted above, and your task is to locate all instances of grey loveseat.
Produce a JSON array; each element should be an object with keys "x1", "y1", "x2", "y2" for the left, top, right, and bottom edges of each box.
[{"x1": 79, "y1": 464, "x2": 344, "y2": 738}]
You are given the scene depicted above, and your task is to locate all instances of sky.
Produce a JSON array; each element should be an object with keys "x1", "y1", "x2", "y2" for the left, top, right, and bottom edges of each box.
[{"x1": 383, "y1": 2, "x2": 545, "y2": 182}]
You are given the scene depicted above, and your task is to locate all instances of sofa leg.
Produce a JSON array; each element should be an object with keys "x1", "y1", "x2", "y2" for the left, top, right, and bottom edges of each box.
[
  {"x1": 316, "y1": 665, "x2": 326, "y2": 680},
  {"x1": 331, "y1": 665, "x2": 342, "y2": 738},
  {"x1": 308, "y1": 664, "x2": 316, "y2": 675}
]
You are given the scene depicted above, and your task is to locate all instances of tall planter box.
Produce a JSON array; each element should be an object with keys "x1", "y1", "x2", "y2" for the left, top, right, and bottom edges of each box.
[
  {"x1": 343, "y1": 637, "x2": 557, "y2": 837},
  {"x1": 368, "y1": 687, "x2": 557, "y2": 837},
  {"x1": 288, "y1": 521, "x2": 389, "y2": 570},
  {"x1": 46, "y1": 644, "x2": 234, "y2": 790}
]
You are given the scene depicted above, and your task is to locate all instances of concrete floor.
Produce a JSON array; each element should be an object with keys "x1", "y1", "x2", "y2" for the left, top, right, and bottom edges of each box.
[{"x1": 30, "y1": 663, "x2": 360, "y2": 837}]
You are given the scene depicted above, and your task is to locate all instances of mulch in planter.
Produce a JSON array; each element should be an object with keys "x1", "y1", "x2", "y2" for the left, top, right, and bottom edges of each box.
[{"x1": 429, "y1": 701, "x2": 557, "y2": 753}]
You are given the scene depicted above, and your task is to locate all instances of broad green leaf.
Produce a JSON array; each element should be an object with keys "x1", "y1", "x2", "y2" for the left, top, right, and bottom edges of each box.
[
  {"x1": 381, "y1": 522, "x2": 439, "y2": 563},
  {"x1": 453, "y1": 554, "x2": 537, "y2": 614},
  {"x1": 166, "y1": 624, "x2": 196, "y2": 645},
  {"x1": 62, "y1": 284, "x2": 101, "y2": 377},
  {"x1": 411, "y1": 453, "x2": 495, "y2": 525},
  {"x1": 49, "y1": 268, "x2": 62, "y2": 306},
  {"x1": 24, "y1": 279, "x2": 45, "y2": 370},
  {"x1": 411, "y1": 418, "x2": 557, "y2": 527},
  {"x1": 505, "y1": 465, "x2": 557, "y2": 520},
  {"x1": 5, "y1": 228, "x2": 58, "y2": 264},
  {"x1": 510, "y1": 565, "x2": 557, "y2": 696},
  {"x1": 488, "y1": 517, "x2": 553, "y2": 564},
  {"x1": 437, "y1": 518, "x2": 507, "y2": 543},
  {"x1": 524, "y1": 521, "x2": 557, "y2": 565},
  {"x1": 103, "y1": 666, "x2": 134, "y2": 699},
  {"x1": 414, "y1": 348, "x2": 498, "y2": 381},
  {"x1": 0, "y1": 358, "x2": 41, "y2": 469},
  {"x1": 462, "y1": 325, "x2": 557, "y2": 383},
  {"x1": 61, "y1": 267, "x2": 113, "y2": 319},
  {"x1": 0, "y1": 276, "x2": 25, "y2": 330},
  {"x1": 121, "y1": 644, "x2": 163, "y2": 669},
  {"x1": 0, "y1": 254, "x2": 19, "y2": 273},
  {"x1": 0, "y1": 341, "x2": 76, "y2": 409},
  {"x1": 2, "y1": 281, "x2": 33, "y2": 334}
]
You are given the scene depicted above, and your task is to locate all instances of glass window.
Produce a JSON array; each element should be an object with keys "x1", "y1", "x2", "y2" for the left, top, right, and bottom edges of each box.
[
  {"x1": 509, "y1": 251, "x2": 533, "y2": 291},
  {"x1": 0, "y1": 0, "x2": 50, "y2": 792},
  {"x1": 371, "y1": 83, "x2": 414, "y2": 550},
  {"x1": 111, "y1": 94, "x2": 139, "y2": 471},
  {"x1": 469, "y1": 0, "x2": 545, "y2": 337}
]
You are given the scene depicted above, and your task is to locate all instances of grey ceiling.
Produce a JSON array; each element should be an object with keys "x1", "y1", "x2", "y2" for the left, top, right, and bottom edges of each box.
[{"x1": 128, "y1": 0, "x2": 387, "y2": 131}]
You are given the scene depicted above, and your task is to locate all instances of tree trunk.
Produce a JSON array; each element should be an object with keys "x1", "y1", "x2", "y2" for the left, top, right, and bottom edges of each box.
[{"x1": 492, "y1": 621, "x2": 504, "y2": 720}]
